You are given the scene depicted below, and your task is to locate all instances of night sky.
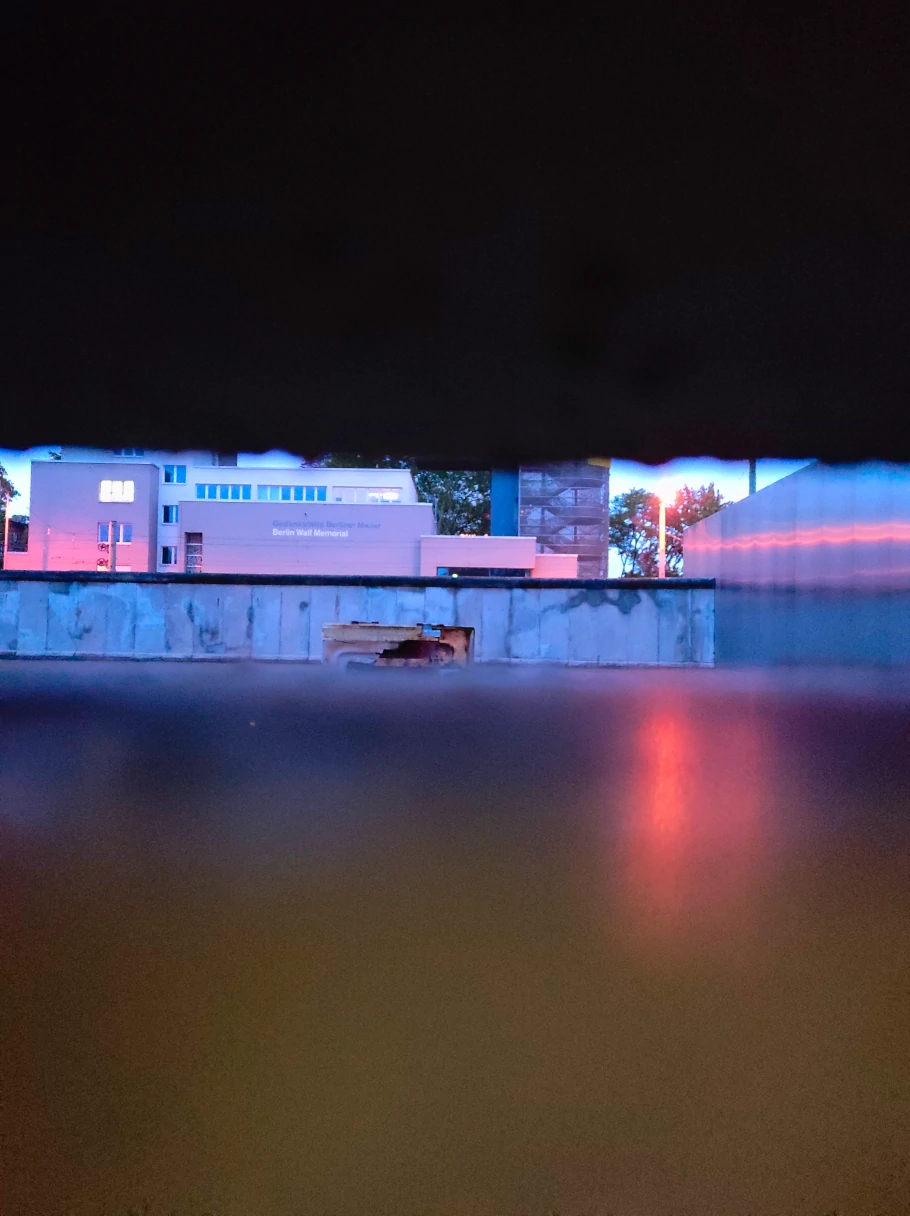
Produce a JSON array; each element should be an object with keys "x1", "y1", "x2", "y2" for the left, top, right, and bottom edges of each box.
[{"x1": 3, "y1": 7, "x2": 909, "y2": 463}]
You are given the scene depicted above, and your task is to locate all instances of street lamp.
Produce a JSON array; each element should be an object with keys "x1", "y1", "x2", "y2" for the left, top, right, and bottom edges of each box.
[
  {"x1": 1, "y1": 492, "x2": 9, "y2": 569},
  {"x1": 656, "y1": 482, "x2": 676, "y2": 579},
  {"x1": 658, "y1": 495, "x2": 667, "y2": 579}
]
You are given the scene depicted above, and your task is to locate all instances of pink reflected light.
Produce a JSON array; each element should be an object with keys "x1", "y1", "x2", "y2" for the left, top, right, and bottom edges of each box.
[
  {"x1": 693, "y1": 521, "x2": 910, "y2": 553},
  {"x1": 617, "y1": 698, "x2": 768, "y2": 948}
]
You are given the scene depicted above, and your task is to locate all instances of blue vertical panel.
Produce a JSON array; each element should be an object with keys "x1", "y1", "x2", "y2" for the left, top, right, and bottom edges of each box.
[{"x1": 490, "y1": 470, "x2": 519, "y2": 535}]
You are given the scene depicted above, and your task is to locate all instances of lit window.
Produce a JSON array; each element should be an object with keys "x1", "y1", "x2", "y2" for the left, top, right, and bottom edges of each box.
[
  {"x1": 163, "y1": 465, "x2": 186, "y2": 484},
  {"x1": 161, "y1": 546, "x2": 178, "y2": 565},
  {"x1": 367, "y1": 488, "x2": 402, "y2": 503},
  {"x1": 99, "y1": 479, "x2": 134, "y2": 502},
  {"x1": 162, "y1": 505, "x2": 179, "y2": 524},
  {"x1": 98, "y1": 522, "x2": 132, "y2": 543}
]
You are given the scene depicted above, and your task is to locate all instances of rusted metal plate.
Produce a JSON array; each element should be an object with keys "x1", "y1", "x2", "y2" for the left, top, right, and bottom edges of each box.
[{"x1": 322, "y1": 622, "x2": 474, "y2": 667}]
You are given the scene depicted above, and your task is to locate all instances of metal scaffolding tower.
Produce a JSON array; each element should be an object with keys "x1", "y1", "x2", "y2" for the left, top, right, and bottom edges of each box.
[{"x1": 518, "y1": 462, "x2": 610, "y2": 578}]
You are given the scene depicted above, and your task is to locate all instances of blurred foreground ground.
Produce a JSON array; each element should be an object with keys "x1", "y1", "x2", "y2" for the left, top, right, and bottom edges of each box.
[{"x1": 2, "y1": 662, "x2": 909, "y2": 1215}]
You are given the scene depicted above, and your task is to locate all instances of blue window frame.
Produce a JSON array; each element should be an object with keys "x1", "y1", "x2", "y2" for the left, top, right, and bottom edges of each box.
[
  {"x1": 197, "y1": 483, "x2": 252, "y2": 501},
  {"x1": 163, "y1": 465, "x2": 186, "y2": 484}
]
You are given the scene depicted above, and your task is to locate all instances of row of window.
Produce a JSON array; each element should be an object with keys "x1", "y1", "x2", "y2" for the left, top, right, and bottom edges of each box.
[
  {"x1": 102, "y1": 477, "x2": 404, "y2": 506},
  {"x1": 196, "y1": 483, "x2": 252, "y2": 500},
  {"x1": 256, "y1": 484, "x2": 328, "y2": 502}
]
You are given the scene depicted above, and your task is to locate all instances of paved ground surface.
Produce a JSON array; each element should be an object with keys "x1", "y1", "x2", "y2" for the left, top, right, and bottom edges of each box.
[{"x1": 2, "y1": 661, "x2": 909, "y2": 1214}]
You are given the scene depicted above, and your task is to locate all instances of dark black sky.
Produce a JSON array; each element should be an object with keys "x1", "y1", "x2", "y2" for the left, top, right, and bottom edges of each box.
[{"x1": 3, "y1": 6, "x2": 909, "y2": 463}]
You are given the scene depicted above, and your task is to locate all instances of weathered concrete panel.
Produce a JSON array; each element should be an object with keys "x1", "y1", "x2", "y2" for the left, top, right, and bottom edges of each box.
[
  {"x1": 392, "y1": 587, "x2": 426, "y2": 626},
  {"x1": 689, "y1": 589, "x2": 715, "y2": 666},
  {"x1": 451, "y1": 587, "x2": 485, "y2": 654},
  {"x1": 0, "y1": 583, "x2": 20, "y2": 653},
  {"x1": 190, "y1": 585, "x2": 225, "y2": 656},
  {"x1": 481, "y1": 590, "x2": 511, "y2": 661},
  {"x1": 335, "y1": 585, "x2": 370, "y2": 631},
  {"x1": 538, "y1": 589, "x2": 570, "y2": 662},
  {"x1": 15, "y1": 582, "x2": 50, "y2": 655},
  {"x1": 46, "y1": 583, "x2": 77, "y2": 656},
  {"x1": 306, "y1": 585, "x2": 344, "y2": 658},
  {"x1": 71, "y1": 584, "x2": 108, "y2": 655},
  {"x1": 104, "y1": 582, "x2": 138, "y2": 655},
  {"x1": 222, "y1": 587, "x2": 254, "y2": 657},
  {"x1": 163, "y1": 584, "x2": 194, "y2": 657},
  {"x1": 424, "y1": 585, "x2": 457, "y2": 627},
  {"x1": 567, "y1": 589, "x2": 602, "y2": 664},
  {"x1": 617, "y1": 590, "x2": 662, "y2": 664},
  {"x1": 278, "y1": 585, "x2": 311, "y2": 659},
  {"x1": 363, "y1": 585, "x2": 399, "y2": 629},
  {"x1": 134, "y1": 583, "x2": 168, "y2": 656},
  {"x1": 508, "y1": 588, "x2": 541, "y2": 661},
  {"x1": 250, "y1": 586, "x2": 282, "y2": 659},
  {"x1": 656, "y1": 587, "x2": 689, "y2": 664}
]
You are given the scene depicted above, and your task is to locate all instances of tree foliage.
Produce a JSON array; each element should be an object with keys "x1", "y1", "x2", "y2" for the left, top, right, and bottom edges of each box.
[
  {"x1": 0, "y1": 462, "x2": 15, "y2": 503},
  {"x1": 609, "y1": 483, "x2": 724, "y2": 576},
  {"x1": 315, "y1": 454, "x2": 490, "y2": 535},
  {"x1": 0, "y1": 462, "x2": 18, "y2": 567}
]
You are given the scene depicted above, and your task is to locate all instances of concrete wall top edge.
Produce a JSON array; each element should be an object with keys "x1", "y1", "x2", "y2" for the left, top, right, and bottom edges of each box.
[{"x1": 0, "y1": 571, "x2": 716, "y2": 591}]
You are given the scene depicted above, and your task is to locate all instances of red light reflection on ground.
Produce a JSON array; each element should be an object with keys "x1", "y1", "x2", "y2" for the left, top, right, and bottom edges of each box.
[{"x1": 618, "y1": 697, "x2": 766, "y2": 947}]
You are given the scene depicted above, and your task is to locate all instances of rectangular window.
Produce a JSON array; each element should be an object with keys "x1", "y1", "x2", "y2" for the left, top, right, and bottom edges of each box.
[
  {"x1": 98, "y1": 522, "x2": 132, "y2": 543},
  {"x1": 367, "y1": 488, "x2": 402, "y2": 503},
  {"x1": 161, "y1": 545, "x2": 178, "y2": 565},
  {"x1": 99, "y1": 479, "x2": 135, "y2": 502},
  {"x1": 163, "y1": 465, "x2": 186, "y2": 484},
  {"x1": 113, "y1": 448, "x2": 145, "y2": 457},
  {"x1": 229, "y1": 484, "x2": 240, "y2": 501},
  {"x1": 214, "y1": 453, "x2": 237, "y2": 466},
  {"x1": 185, "y1": 532, "x2": 203, "y2": 574},
  {"x1": 162, "y1": 505, "x2": 178, "y2": 524}
]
